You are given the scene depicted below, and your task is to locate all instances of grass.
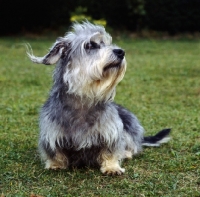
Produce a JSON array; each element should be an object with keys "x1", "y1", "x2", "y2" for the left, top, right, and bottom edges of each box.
[{"x1": 0, "y1": 36, "x2": 200, "y2": 197}]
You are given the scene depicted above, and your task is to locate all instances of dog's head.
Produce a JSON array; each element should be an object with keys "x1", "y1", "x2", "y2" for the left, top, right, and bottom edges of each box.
[{"x1": 28, "y1": 22, "x2": 126, "y2": 103}]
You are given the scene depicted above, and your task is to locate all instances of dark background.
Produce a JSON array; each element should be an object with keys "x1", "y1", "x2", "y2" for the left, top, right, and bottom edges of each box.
[{"x1": 0, "y1": 0, "x2": 200, "y2": 35}]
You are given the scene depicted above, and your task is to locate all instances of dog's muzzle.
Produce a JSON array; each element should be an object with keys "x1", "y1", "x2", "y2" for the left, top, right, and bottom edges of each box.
[
  {"x1": 103, "y1": 49, "x2": 125, "y2": 72},
  {"x1": 113, "y1": 49, "x2": 125, "y2": 60}
]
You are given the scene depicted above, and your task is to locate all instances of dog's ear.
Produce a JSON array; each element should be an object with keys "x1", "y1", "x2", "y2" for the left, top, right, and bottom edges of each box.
[{"x1": 27, "y1": 38, "x2": 67, "y2": 65}]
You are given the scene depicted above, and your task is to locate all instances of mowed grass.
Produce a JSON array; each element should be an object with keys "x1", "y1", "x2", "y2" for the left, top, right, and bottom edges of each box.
[{"x1": 0, "y1": 36, "x2": 200, "y2": 197}]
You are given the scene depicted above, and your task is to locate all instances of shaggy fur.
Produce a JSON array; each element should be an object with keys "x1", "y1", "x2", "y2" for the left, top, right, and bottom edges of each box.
[{"x1": 28, "y1": 22, "x2": 170, "y2": 175}]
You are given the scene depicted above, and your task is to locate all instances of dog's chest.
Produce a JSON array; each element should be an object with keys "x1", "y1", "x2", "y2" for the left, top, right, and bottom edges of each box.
[{"x1": 64, "y1": 103, "x2": 124, "y2": 149}]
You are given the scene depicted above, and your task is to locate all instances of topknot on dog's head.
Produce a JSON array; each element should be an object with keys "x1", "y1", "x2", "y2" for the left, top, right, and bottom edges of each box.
[
  {"x1": 71, "y1": 21, "x2": 106, "y2": 36},
  {"x1": 68, "y1": 21, "x2": 112, "y2": 45}
]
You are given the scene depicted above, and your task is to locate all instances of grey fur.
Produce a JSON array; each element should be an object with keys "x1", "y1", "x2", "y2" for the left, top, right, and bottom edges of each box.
[{"x1": 28, "y1": 22, "x2": 170, "y2": 174}]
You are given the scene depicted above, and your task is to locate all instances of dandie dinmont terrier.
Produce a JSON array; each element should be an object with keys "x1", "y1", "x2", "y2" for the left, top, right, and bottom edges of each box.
[{"x1": 28, "y1": 22, "x2": 171, "y2": 175}]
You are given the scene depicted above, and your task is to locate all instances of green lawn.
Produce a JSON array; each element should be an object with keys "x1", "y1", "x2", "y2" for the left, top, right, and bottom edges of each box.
[{"x1": 0, "y1": 36, "x2": 200, "y2": 197}]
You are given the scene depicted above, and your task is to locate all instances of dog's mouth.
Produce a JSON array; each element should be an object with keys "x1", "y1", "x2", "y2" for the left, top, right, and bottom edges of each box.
[{"x1": 103, "y1": 62, "x2": 122, "y2": 72}]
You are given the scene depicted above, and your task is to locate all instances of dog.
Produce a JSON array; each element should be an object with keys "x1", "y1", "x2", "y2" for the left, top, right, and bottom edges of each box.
[{"x1": 27, "y1": 21, "x2": 171, "y2": 175}]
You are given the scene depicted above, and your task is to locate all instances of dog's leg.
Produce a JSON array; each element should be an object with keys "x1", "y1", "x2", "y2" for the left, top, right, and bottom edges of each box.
[
  {"x1": 44, "y1": 152, "x2": 68, "y2": 170},
  {"x1": 99, "y1": 151, "x2": 125, "y2": 175}
]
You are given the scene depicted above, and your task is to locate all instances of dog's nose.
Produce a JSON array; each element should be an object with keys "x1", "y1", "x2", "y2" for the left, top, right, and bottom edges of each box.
[{"x1": 113, "y1": 49, "x2": 125, "y2": 59}]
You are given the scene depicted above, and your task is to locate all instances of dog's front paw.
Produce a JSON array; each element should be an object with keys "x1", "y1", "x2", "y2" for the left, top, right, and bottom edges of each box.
[
  {"x1": 45, "y1": 159, "x2": 68, "y2": 170},
  {"x1": 100, "y1": 166, "x2": 125, "y2": 175}
]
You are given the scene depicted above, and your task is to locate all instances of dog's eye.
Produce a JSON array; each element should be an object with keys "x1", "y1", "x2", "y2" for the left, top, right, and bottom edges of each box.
[{"x1": 85, "y1": 41, "x2": 100, "y2": 50}]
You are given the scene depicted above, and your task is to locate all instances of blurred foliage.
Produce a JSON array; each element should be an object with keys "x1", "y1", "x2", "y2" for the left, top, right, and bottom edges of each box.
[
  {"x1": 70, "y1": 7, "x2": 107, "y2": 27},
  {"x1": 0, "y1": 0, "x2": 199, "y2": 35},
  {"x1": 145, "y1": 0, "x2": 200, "y2": 34}
]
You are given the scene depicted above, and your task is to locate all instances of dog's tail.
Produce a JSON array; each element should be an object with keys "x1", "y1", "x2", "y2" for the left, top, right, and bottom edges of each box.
[{"x1": 142, "y1": 128, "x2": 171, "y2": 147}]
